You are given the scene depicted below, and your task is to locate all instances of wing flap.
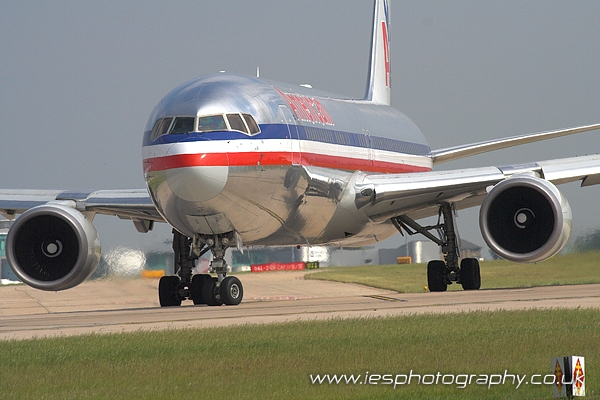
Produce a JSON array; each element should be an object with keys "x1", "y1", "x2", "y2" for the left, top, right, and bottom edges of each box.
[
  {"x1": 357, "y1": 167, "x2": 505, "y2": 222},
  {"x1": 0, "y1": 189, "x2": 163, "y2": 222},
  {"x1": 0, "y1": 190, "x2": 64, "y2": 218},
  {"x1": 538, "y1": 155, "x2": 600, "y2": 186},
  {"x1": 357, "y1": 154, "x2": 600, "y2": 222}
]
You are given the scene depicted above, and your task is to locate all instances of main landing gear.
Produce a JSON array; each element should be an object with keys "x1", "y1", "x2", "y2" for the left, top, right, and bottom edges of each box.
[
  {"x1": 158, "y1": 230, "x2": 243, "y2": 307},
  {"x1": 392, "y1": 202, "x2": 481, "y2": 292}
]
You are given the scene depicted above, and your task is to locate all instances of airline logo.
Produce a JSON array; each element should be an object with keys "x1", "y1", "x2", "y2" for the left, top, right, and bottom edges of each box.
[
  {"x1": 383, "y1": 0, "x2": 389, "y2": 24},
  {"x1": 382, "y1": 0, "x2": 390, "y2": 87},
  {"x1": 276, "y1": 88, "x2": 335, "y2": 126},
  {"x1": 552, "y1": 356, "x2": 585, "y2": 398},
  {"x1": 554, "y1": 359, "x2": 564, "y2": 394},
  {"x1": 573, "y1": 357, "x2": 585, "y2": 396},
  {"x1": 382, "y1": 21, "x2": 390, "y2": 87}
]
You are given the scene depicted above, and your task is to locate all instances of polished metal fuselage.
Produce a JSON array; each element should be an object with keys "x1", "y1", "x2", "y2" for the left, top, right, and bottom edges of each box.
[{"x1": 142, "y1": 73, "x2": 432, "y2": 247}]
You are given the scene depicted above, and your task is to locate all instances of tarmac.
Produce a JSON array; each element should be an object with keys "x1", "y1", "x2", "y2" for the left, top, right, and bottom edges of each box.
[{"x1": 1, "y1": 271, "x2": 599, "y2": 340}]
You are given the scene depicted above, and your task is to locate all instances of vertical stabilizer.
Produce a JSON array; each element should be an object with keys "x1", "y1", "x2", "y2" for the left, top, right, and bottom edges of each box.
[{"x1": 364, "y1": 0, "x2": 391, "y2": 105}]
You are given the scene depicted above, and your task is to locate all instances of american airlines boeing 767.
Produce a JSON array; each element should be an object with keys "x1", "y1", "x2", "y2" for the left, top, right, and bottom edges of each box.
[{"x1": 2, "y1": 0, "x2": 599, "y2": 307}]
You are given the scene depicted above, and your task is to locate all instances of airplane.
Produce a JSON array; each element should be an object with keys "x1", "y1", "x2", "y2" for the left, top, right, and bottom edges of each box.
[{"x1": 1, "y1": 0, "x2": 599, "y2": 307}]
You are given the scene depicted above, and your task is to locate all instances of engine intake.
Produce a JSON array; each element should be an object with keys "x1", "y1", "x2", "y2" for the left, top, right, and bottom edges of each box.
[
  {"x1": 6, "y1": 204, "x2": 101, "y2": 291},
  {"x1": 479, "y1": 176, "x2": 571, "y2": 263}
]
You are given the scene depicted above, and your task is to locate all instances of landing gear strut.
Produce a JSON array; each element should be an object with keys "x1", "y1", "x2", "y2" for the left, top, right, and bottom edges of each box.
[
  {"x1": 392, "y1": 202, "x2": 480, "y2": 292},
  {"x1": 158, "y1": 230, "x2": 244, "y2": 306}
]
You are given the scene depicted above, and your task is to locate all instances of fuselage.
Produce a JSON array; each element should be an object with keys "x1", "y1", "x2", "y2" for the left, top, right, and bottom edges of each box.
[{"x1": 142, "y1": 73, "x2": 432, "y2": 247}]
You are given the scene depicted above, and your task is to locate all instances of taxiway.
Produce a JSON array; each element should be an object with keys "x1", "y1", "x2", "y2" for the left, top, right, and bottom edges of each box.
[{"x1": 1, "y1": 271, "x2": 598, "y2": 340}]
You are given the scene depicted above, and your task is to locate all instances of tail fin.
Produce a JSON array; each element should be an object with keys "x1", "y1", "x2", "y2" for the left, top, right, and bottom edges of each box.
[{"x1": 364, "y1": 0, "x2": 391, "y2": 105}]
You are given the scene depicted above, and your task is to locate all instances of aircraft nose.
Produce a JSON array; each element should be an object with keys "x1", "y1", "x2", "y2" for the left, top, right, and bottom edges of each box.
[{"x1": 164, "y1": 142, "x2": 229, "y2": 202}]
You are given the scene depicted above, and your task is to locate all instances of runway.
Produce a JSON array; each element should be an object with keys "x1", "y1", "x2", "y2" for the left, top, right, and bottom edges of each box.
[{"x1": 1, "y1": 271, "x2": 599, "y2": 340}]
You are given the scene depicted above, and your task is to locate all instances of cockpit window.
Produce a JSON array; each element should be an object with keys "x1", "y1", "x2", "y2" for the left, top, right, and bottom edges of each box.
[
  {"x1": 150, "y1": 117, "x2": 174, "y2": 141},
  {"x1": 243, "y1": 114, "x2": 260, "y2": 134},
  {"x1": 150, "y1": 119, "x2": 163, "y2": 142},
  {"x1": 158, "y1": 117, "x2": 173, "y2": 136},
  {"x1": 227, "y1": 113, "x2": 247, "y2": 133},
  {"x1": 198, "y1": 113, "x2": 260, "y2": 135},
  {"x1": 149, "y1": 113, "x2": 261, "y2": 142},
  {"x1": 198, "y1": 115, "x2": 226, "y2": 132},
  {"x1": 170, "y1": 117, "x2": 195, "y2": 134}
]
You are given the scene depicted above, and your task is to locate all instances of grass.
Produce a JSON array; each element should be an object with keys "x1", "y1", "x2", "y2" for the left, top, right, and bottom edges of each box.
[
  {"x1": 306, "y1": 251, "x2": 600, "y2": 293},
  {"x1": 0, "y1": 309, "x2": 599, "y2": 399}
]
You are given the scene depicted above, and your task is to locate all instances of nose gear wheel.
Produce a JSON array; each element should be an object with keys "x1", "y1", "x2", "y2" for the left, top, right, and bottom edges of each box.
[{"x1": 158, "y1": 230, "x2": 244, "y2": 307}]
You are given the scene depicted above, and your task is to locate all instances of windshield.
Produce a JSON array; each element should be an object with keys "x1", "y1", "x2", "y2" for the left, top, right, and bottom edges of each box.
[
  {"x1": 170, "y1": 117, "x2": 195, "y2": 134},
  {"x1": 198, "y1": 115, "x2": 227, "y2": 132}
]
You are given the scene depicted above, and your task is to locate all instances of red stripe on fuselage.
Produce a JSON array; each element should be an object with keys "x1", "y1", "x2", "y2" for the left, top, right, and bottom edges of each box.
[
  {"x1": 143, "y1": 153, "x2": 229, "y2": 173},
  {"x1": 144, "y1": 151, "x2": 431, "y2": 174}
]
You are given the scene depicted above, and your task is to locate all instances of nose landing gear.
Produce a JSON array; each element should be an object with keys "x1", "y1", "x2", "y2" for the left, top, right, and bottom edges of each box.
[{"x1": 158, "y1": 230, "x2": 244, "y2": 307}]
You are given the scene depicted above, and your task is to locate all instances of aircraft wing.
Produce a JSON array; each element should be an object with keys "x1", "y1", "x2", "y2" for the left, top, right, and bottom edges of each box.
[
  {"x1": 430, "y1": 123, "x2": 600, "y2": 165},
  {"x1": 0, "y1": 189, "x2": 163, "y2": 229},
  {"x1": 355, "y1": 154, "x2": 600, "y2": 222}
]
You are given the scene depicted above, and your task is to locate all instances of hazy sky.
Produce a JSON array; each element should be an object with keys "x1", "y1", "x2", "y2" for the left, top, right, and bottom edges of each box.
[{"x1": 2, "y1": 1, "x2": 599, "y2": 255}]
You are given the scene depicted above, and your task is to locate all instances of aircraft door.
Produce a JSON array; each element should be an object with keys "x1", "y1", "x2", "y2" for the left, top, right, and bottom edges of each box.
[
  {"x1": 362, "y1": 129, "x2": 374, "y2": 170},
  {"x1": 279, "y1": 105, "x2": 301, "y2": 165}
]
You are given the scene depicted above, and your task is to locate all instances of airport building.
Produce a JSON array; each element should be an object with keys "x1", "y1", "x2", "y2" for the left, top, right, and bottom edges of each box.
[
  {"x1": 384, "y1": 239, "x2": 483, "y2": 264},
  {"x1": 228, "y1": 239, "x2": 483, "y2": 268}
]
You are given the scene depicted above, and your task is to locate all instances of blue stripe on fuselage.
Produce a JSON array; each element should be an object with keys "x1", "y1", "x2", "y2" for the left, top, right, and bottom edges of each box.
[{"x1": 142, "y1": 123, "x2": 431, "y2": 156}]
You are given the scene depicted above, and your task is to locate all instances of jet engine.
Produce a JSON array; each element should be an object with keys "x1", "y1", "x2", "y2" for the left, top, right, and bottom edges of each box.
[
  {"x1": 479, "y1": 176, "x2": 571, "y2": 263},
  {"x1": 6, "y1": 203, "x2": 101, "y2": 291}
]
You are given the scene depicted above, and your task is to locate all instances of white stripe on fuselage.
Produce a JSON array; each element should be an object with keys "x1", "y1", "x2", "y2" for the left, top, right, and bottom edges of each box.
[{"x1": 142, "y1": 139, "x2": 432, "y2": 170}]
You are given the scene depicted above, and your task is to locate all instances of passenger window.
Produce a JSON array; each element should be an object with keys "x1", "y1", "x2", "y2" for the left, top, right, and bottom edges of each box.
[
  {"x1": 170, "y1": 117, "x2": 195, "y2": 134},
  {"x1": 227, "y1": 113, "x2": 248, "y2": 133},
  {"x1": 198, "y1": 115, "x2": 226, "y2": 132},
  {"x1": 243, "y1": 114, "x2": 260, "y2": 135}
]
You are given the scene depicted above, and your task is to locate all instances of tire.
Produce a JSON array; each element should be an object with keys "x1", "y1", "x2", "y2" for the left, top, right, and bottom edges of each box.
[
  {"x1": 202, "y1": 277, "x2": 223, "y2": 306},
  {"x1": 460, "y1": 258, "x2": 481, "y2": 290},
  {"x1": 220, "y1": 276, "x2": 244, "y2": 306},
  {"x1": 190, "y1": 274, "x2": 209, "y2": 305},
  {"x1": 427, "y1": 260, "x2": 447, "y2": 292},
  {"x1": 159, "y1": 275, "x2": 182, "y2": 307}
]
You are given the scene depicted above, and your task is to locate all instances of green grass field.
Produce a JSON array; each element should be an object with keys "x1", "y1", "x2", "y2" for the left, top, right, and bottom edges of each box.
[
  {"x1": 1, "y1": 252, "x2": 598, "y2": 399},
  {"x1": 306, "y1": 251, "x2": 600, "y2": 293},
  {"x1": 1, "y1": 309, "x2": 598, "y2": 399}
]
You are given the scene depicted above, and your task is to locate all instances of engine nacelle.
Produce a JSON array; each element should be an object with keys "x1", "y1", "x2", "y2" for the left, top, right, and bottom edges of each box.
[
  {"x1": 479, "y1": 176, "x2": 571, "y2": 263},
  {"x1": 6, "y1": 204, "x2": 101, "y2": 291}
]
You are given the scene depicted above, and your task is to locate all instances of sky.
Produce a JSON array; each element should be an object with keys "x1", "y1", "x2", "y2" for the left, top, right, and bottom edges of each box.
[{"x1": 1, "y1": 0, "x2": 599, "y2": 256}]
